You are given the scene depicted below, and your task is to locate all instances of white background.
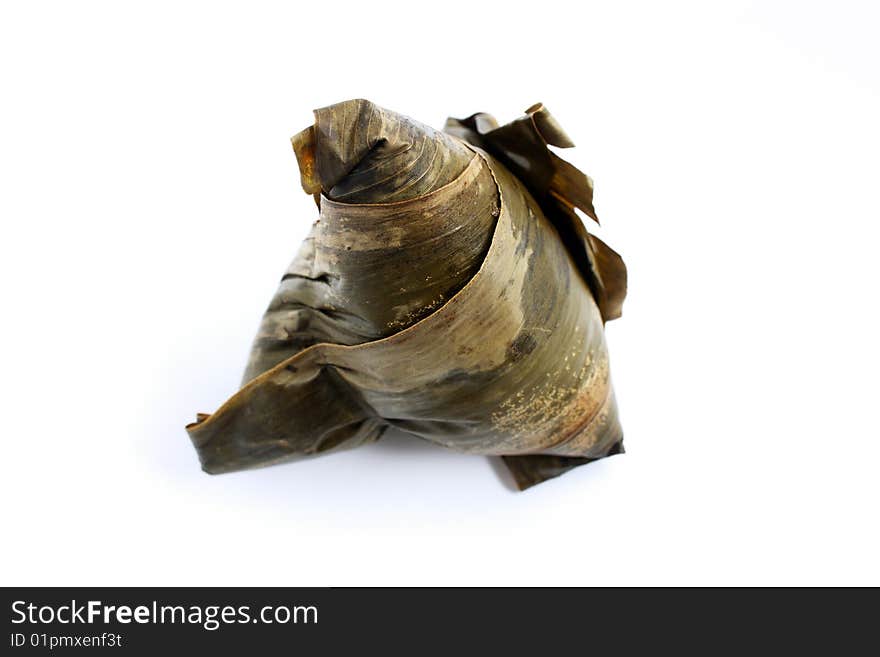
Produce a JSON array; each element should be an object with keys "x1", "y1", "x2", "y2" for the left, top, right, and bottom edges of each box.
[{"x1": 2, "y1": 0, "x2": 878, "y2": 586}]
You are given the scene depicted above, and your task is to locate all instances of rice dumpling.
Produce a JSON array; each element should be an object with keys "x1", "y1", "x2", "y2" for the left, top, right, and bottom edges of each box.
[{"x1": 187, "y1": 99, "x2": 627, "y2": 490}]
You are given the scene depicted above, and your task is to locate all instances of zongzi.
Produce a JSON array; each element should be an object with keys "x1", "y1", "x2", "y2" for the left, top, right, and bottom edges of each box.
[{"x1": 187, "y1": 99, "x2": 627, "y2": 490}]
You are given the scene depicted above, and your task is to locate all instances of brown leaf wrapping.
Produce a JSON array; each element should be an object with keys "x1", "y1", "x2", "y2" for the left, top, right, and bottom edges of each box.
[{"x1": 187, "y1": 100, "x2": 626, "y2": 490}]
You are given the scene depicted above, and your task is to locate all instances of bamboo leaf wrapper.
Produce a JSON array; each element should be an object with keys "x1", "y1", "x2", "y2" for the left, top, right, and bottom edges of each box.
[{"x1": 186, "y1": 99, "x2": 627, "y2": 490}]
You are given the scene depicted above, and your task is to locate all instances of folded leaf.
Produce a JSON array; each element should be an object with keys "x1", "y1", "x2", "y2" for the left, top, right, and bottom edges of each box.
[{"x1": 188, "y1": 100, "x2": 627, "y2": 490}]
